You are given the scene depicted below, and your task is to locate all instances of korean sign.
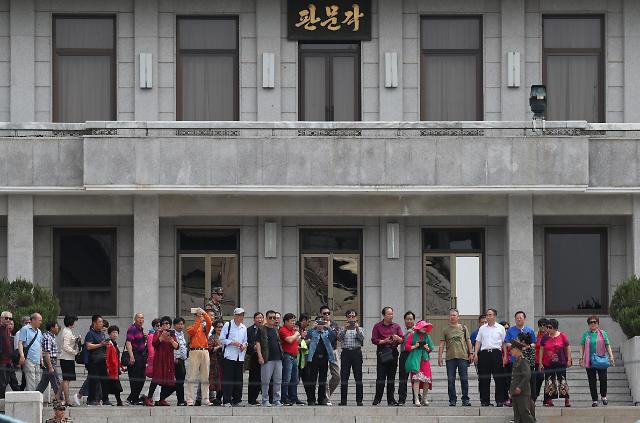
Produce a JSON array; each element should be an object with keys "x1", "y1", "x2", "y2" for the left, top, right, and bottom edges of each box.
[{"x1": 287, "y1": 0, "x2": 372, "y2": 41}]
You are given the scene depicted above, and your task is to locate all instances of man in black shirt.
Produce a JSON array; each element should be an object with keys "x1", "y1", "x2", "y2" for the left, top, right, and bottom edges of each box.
[
  {"x1": 256, "y1": 310, "x2": 283, "y2": 407},
  {"x1": 246, "y1": 312, "x2": 264, "y2": 405}
]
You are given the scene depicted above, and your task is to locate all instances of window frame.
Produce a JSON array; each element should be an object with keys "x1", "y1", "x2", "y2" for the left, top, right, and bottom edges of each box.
[
  {"x1": 419, "y1": 15, "x2": 483, "y2": 121},
  {"x1": 175, "y1": 227, "x2": 241, "y2": 318},
  {"x1": 53, "y1": 227, "x2": 118, "y2": 316},
  {"x1": 176, "y1": 16, "x2": 239, "y2": 121},
  {"x1": 543, "y1": 227, "x2": 609, "y2": 315},
  {"x1": 298, "y1": 42, "x2": 361, "y2": 121},
  {"x1": 52, "y1": 14, "x2": 117, "y2": 123},
  {"x1": 542, "y1": 15, "x2": 605, "y2": 123}
]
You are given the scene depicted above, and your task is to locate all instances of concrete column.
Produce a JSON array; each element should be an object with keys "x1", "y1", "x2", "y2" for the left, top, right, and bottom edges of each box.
[
  {"x1": 624, "y1": 0, "x2": 640, "y2": 123},
  {"x1": 7, "y1": 195, "x2": 33, "y2": 281},
  {"x1": 500, "y1": 0, "x2": 526, "y2": 121},
  {"x1": 256, "y1": 0, "x2": 281, "y2": 121},
  {"x1": 4, "y1": 391, "x2": 42, "y2": 423},
  {"x1": 9, "y1": 0, "x2": 35, "y2": 122},
  {"x1": 378, "y1": 0, "x2": 403, "y2": 121},
  {"x1": 631, "y1": 195, "x2": 640, "y2": 276},
  {"x1": 133, "y1": 196, "x2": 159, "y2": 320},
  {"x1": 257, "y1": 217, "x2": 283, "y2": 312},
  {"x1": 380, "y1": 218, "x2": 405, "y2": 319},
  {"x1": 134, "y1": 0, "x2": 159, "y2": 121},
  {"x1": 507, "y1": 194, "x2": 534, "y2": 321}
]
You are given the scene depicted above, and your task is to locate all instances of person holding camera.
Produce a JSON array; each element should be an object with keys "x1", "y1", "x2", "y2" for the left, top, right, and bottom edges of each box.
[
  {"x1": 186, "y1": 308, "x2": 212, "y2": 406},
  {"x1": 371, "y1": 306, "x2": 404, "y2": 406},
  {"x1": 145, "y1": 316, "x2": 179, "y2": 406},
  {"x1": 305, "y1": 314, "x2": 337, "y2": 406},
  {"x1": 338, "y1": 309, "x2": 364, "y2": 406}
]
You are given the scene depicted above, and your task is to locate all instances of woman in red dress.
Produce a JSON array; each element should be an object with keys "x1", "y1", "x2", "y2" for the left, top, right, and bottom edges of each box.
[{"x1": 144, "y1": 316, "x2": 179, "y2": 406}]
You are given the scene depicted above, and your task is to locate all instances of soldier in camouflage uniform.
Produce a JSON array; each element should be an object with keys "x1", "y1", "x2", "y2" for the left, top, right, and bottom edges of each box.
[{"x1": 205, "y1": 287, "x2": 224, "y2": 321}]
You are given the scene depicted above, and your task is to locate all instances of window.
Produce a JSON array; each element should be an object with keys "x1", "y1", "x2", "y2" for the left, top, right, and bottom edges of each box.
[
  {"x1": 543, "y1": 16, "x2": 604, "y2": 122},
  {"x1": 420, "y1": 17, "x2": 482, "y2": 121},
  {"x1": 53, "y1": 16, "x2": 116, "y2": 122},
  {"x1": 53, "y1": 229, "x2": 117, "y2": 316},
  {"x1": 177, "y1": 229, "x2": 240, "y2": 318},
  {"x1": 177, "y1": 17, "x2": 239, "y2": 121},
  {"x1": 299, "y1": 43, "x2": 360, "y2": 121},
  {"x1": 544, "y1": 228, "x2": 608, "y2": 314}
]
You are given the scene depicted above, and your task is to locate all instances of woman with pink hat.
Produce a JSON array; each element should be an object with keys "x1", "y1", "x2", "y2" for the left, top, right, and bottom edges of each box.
[{"x1": 404, "y1": 320, "x2": 434, "y2": 406}]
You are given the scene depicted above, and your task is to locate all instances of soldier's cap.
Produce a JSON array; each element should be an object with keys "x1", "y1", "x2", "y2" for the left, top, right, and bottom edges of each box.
[{"x1": 212, "y1": 287, "x2": 224, "y2": 295}]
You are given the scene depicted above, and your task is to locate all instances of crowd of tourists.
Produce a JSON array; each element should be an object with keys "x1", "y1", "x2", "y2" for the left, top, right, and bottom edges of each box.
[{"x1": 0, "y1": 292, "x2": 617, "y2": 417}]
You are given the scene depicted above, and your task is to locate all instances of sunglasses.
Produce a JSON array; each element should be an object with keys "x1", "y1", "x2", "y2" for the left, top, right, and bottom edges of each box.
[
  {"x1": 322, "y1": 312, "x2": 331, "y2": 316},
  {"x1": 216, "y1": 325, "x2": 224, "y2": 329},
  {"x1": 546, "y1": 325, "x2": 553, "y2": 329},
  {"x1": 347, "y1": 314, "x2": 356, "y2": 318},
  {"x1": 267, "y1": 316, "x2": 277, "y2": 320},
  {"x1": 588, "y1": 321, "x2": 598, "y2": 324},
  {"x1": 2, "y1": 316, "x2": 13, "y2": 321},
  {"x1": 154, "y1": 324, "x2": 161, "y2": 328}
]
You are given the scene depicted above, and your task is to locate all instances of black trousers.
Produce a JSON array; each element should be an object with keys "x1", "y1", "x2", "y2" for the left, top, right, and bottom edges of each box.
[
  {"x1": 247, "y1": 353, "x2": 261, "y2": 404},
  {"x1": 477, "y1": 349, "x2": 506, "y2": 404},
  {"x1": 374, "y1": 348, "x2": 398, "y2": 404},
  {"x1": 127, "y1": 351, "x2": 146, "y2": 403},
  {"x1": 502, "y1": 362, "x2": 513, "y2": 401},
  {"x1": 222, "y1": 358, "x2": 244, "y2": 404},
  {"x1": 161, "y1": 359, "x2": 186, "y2": 403},
  {"x1": 0, "y1": 363, "x2": 20, "y2": 398},
  {"x1": 340, "y1": 349, "x2": 363, "y2": 404},
  {"x1": 300, "y1": 362, "x2": 315, "y2": 403},
  {"x1": 398, "y1": 350, "x2": 411, "y2": 403},
  {"x1": 586, "y1": 368, "x2": 607, "y2": 401},
  {"x1": 308, "y1": 356, "x2": 328, "y2": 404},
  {"x1": 87, "y1": 361, "x2": 109, "y2": 403},
  {"x1": 534, "y1": 364, "x2": 544, "y2": 400}
]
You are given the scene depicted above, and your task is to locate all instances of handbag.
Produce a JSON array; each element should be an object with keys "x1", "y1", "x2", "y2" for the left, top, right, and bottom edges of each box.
[
  {"x1": 377, "y1": 347, "x2": 394, "y2": 364},
  {"x1": 120, "y1": 350, "x2": 131, "y2": 367},
  {"x1": 590, "y1": 352, "x2": 610, "y2": 370}
]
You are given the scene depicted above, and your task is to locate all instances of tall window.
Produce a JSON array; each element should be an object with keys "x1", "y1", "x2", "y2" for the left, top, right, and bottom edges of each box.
[
  {"x1": 53, "y1": 229, "x2": 117, "y2": 316},
  {"x1": 543, "y1": 16, "x2": 604, "y2": 122},
  {"x1": 299, "y1": 43, "x2": 360, "y2": 121},
  {"x1": 177, "y1": 229, "x2": 240, "y2": 319},
  {"x1": 544, "y1": 228, "x2": 608, "y2": 314},
  {"x1": 420, "y1": 17, "x2": 482, "y2": 121},
  {"x1": 177, "y1": 17, "x2": 239, "y2": 121},
  {"x1": 53, "y1": 16, "x2": 116, "y2": 122}
]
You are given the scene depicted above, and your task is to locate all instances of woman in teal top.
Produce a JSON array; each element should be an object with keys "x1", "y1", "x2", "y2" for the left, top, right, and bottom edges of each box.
[
  {"x1": 404, "y1": 320, "x2": 434, "y2": 407},
  {"x1": 579, "y1": 315, "x2": 615, "y2": 407}
]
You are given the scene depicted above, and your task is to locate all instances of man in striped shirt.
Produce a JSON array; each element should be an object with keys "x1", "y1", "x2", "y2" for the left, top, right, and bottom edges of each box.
[{"x1": 36, "y1": 321, "x2": 62, "y2": 403}]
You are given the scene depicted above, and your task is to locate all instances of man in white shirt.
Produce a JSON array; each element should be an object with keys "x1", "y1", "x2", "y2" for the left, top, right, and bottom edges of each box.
[
  {"x1": 219, "y1": 308, "x2": 248, "y2": 407},
  {"x1": 473, "y1": 308, "x2": 506, "y2": 407}
]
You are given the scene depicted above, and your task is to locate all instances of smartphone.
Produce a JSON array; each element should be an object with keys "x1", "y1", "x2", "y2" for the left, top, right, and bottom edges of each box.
[
  {"x1": 190, "y1": 307, "x2": 199, "y2": 314},
  {"x1": 315, "y1": 318, "x2": 325, "y2": 325}
]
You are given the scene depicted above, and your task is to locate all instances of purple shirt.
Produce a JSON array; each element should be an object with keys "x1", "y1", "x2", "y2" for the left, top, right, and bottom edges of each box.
[
  {"x1": 126, "y1": 323, "x2": 146, "y2": 353},
  {"x1": 371, "y1": 321, "x2": 404, "y2": 349}
]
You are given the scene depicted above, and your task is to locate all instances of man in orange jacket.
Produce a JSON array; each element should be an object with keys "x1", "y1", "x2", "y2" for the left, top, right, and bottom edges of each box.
[{"x1": 185, "y1": 308, "x2": 212, "y2": 406}]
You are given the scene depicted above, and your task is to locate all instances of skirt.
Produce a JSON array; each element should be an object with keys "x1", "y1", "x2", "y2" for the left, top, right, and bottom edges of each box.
[
  {"x1": 60, "y1": 359, "x2": 76, "y2": 381},
  {"x1": 409, "y1": 358, "x2": 432, "y2": 390}
]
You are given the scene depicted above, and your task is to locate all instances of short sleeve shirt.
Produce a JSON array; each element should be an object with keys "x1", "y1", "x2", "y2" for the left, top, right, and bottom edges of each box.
[
  {"x1": 257, "y1": 327, "x2": 282, "y2": 362},
  {"x1": 126, "y1": 324, "x2": 146, "y2": 353},
  {"x1": 476, "y1": 323, "x2": 505, "y2": 351},
  {"x1": 442, "y1": 324, "x2": 470, "y2": 360},
  {"x1": 580, "y1": 330, "x2": 610, "y2": 353},
  {"x1": 279, "y1": 326, "x2": 299, "y2": 356},
  {"x1": 18, "y1": 325, "x2": 42, "y2": 364},
  {"x1": 541, "y1": 332, "x2": 570, "y2": 367},
  {"x1": 505, "y1": 325, "x2": 537, "y2": 363}
]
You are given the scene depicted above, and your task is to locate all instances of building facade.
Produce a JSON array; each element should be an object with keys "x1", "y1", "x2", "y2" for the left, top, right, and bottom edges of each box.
[{"x1": 2, "y1": 0, "x2": 640, "y2": 344}]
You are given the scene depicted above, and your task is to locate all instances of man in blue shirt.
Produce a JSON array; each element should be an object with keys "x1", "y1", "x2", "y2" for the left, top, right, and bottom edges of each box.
[
  {"x1": 504, "y1": 311, "x2": 537, "y2": 363},
  {"x1": 470, "y1": 314, "x2": 487, "y2": 350},
  {"x1": 18, "y1": 313, "x2": 43, "y2": 391}
]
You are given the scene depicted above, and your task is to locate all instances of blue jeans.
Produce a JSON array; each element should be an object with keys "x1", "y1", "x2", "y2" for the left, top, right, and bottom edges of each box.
[
  {"x1": 281, "y1": 353, "x2": 299, "y2": 403},
  {"x1": 446, "y1": 359, "x2": 470, "y2": 404}
]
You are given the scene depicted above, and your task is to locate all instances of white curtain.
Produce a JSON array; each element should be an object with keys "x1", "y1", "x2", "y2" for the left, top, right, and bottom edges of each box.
[
  {"x1": 546, "y1": 55, "x2": 599, "y2": 122},
  {"x1": 181, "y1": 55, "x2": 235, "y2": 121},
  {"x1": 422, "y1": 54, "x2": 478, "y2": 121},
  {"x1": 332, "y1": 56, "x2": 357, "y2": 121},
  {"x1": 303, "y1": 56, "x2": 327, "y2": 120},
  {"x1": 58, "y1": 55, "x2": 112, "y2": 123}
]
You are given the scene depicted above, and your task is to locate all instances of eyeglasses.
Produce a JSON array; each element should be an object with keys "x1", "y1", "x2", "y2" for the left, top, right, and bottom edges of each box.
[
  {"x1": 588, "y1": 321, "x2": 598, "y2": 324},
  {"x1": 347, "y1": 314, "x2": 356, "y2": 318},
  {"x1": 267, "y1": 316, "x2": 276, "y2": 320},
  {"x1": 216, "y1": 325, "x2": 224, "y2": 329},
  {"x1": 322, "y1": 312, "x2": 331, "y2": 316}
]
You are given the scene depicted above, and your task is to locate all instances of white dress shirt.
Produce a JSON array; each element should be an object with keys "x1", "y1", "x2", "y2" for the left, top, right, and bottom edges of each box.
[
  {"x1": 219, "y1": 320, "x2": 248, "y2": 361},
  {"x1": 476, "y1": 322, "x2": 506, "y2": 351},
  {"x1": 59, "y1": 326, "x2": 78, "y2": 361}
]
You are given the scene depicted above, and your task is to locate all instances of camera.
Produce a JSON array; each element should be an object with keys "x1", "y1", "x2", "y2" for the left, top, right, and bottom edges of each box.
[
  {"x1": 315, "y1": 318, "x2": 325, "y2": 325},
  {"x1": 347, "y1": 321, "x2": 356, "y2": 329}
]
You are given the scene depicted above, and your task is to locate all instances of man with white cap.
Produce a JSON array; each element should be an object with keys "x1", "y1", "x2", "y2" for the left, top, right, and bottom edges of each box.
[{"x1": 219, "y1": 307, "x2": 248, "y2": 406}]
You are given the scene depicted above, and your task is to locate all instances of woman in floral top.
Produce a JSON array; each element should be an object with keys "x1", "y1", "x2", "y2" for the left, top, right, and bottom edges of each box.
[
  {"x1": 208, "y1": 319, "x2": 224, "y2": 405},
  {"x1": 538, "y1": 319, "x2": 572, "y2": 407}
]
